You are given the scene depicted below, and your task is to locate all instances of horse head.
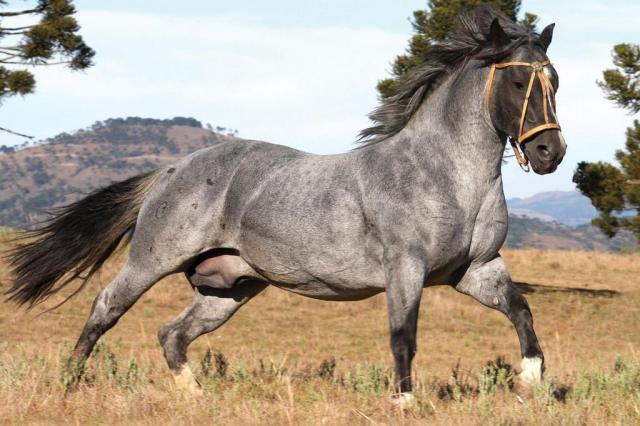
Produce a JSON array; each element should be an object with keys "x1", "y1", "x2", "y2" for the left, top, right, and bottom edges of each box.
[{"x1": 485, "y1": 19, "x2": 567, "y2": 174}]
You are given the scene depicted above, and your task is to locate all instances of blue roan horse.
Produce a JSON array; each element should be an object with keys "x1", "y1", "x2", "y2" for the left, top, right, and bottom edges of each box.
[{"x1": 6, "y1": 7, "x2": 566, "y2": 403}]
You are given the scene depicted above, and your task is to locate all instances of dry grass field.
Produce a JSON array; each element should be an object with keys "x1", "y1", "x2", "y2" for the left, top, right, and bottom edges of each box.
[{"x1": 0, "y1": 228, "x2": 639, "y2": 425}]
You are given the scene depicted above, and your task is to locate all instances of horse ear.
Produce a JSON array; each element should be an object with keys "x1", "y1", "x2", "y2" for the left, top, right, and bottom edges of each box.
[
  {"x1": 539, "y1": 23, "x2": 555, "y2": 51},
  {"x1": 489, "y1": 18, "x2": 509, "y2": 48}
]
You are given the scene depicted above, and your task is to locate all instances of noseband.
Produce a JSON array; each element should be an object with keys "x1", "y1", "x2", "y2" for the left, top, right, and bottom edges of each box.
[{"x1": 485, "y1": 60, "x2": 561, "y2": 170}]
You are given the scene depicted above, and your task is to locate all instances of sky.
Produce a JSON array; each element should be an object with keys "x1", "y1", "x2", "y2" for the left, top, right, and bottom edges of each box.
[{"x1": 1, "y1": 0, "x2": 639, "y2": 198}]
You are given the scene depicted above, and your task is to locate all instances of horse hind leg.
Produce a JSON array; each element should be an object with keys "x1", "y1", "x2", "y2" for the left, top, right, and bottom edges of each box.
[
  {"x1": 66, "y1": 262, "x2": 165, "y2": 386},
  {"x1": 158, "y1": 281, "x2": 268, "y2": 393}
]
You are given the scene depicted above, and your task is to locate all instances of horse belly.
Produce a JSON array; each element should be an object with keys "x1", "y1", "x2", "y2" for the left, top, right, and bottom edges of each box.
[
  {"x1": 272, "y1": 281, "x2": 384, "y2": 301},
  {"x1": 237, "y1": 183, "x2": 386, "y2": 294}
]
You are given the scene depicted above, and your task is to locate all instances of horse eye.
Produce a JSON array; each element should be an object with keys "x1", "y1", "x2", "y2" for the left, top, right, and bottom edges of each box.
[{"x1": 514, "y1": 81, "x2": 525, "y2": 90}]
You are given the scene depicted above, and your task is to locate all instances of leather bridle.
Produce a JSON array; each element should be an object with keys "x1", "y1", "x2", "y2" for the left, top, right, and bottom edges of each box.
[{"x1": 485, "y1": 59, "x2": 561, "y2": 170}]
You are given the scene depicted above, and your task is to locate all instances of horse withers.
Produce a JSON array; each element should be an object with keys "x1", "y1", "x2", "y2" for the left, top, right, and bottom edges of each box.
[{"x1": 6, "y1": 6, "x2": 566, "y2": 404}]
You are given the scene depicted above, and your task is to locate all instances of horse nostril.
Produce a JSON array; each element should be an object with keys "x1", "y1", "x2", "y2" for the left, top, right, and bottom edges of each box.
[{"x1": 537, "y1": 144, "x2": 551, "y2": 160}]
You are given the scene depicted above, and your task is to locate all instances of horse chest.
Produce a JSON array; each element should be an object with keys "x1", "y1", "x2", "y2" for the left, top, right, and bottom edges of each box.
[
  {"x1": 411, "y1": 200, "x2": 470, "y2": 260},
  {"x1": 468, "y1": 193, "x2": 509, "y2": 259},
  {"x1": 401, "y1": 194, "x2": 505, "y2": 275}
]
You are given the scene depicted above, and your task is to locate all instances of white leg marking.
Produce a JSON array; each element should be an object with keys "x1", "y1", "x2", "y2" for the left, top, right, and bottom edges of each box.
[
  {"x1": 520, "y1": 356, "x2": 543, "y2": 384},
  {"x1": 391, "y1": 392, "x2": 415, "y2": 408}
]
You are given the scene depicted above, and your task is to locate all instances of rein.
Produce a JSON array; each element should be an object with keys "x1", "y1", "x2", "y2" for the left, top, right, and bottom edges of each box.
[{"x1": 485, "y1": 59, "x2": 561, "y2": 170}]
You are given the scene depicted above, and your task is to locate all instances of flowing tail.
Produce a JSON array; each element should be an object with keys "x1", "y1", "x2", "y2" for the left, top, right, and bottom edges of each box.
[{"x1": 5, "y1": 169, "x2": 165, "y2": 308}]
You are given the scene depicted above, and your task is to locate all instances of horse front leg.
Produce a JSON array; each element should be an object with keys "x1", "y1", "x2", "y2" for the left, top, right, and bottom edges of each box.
[
  {"x1": 384, "y1": 255, "x2": 426, "y2": 405},
  {"x1": 455, "y1": 255, "x2": 544, "y2": 400}
]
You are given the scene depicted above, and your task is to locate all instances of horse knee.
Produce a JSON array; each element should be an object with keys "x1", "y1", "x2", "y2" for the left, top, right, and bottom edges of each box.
[{"x1": 456, "y1": 257, "x2": 524, "y2": 313}]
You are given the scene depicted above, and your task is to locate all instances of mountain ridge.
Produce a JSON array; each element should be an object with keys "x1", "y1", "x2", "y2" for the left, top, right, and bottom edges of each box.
[{"x1": 506, "y1": 190, "x2": 598, "y2": 226}]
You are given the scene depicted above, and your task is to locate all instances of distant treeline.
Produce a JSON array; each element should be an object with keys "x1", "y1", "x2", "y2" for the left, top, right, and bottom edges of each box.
[
  {"x1": 0, "y1": 117, "x2": 205, "y2": 154},
  {"x1": 90, "y1": 117, "x2": 203, "y2": 130}
]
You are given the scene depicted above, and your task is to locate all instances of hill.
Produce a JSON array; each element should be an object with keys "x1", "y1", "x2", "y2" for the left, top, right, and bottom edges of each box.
[
  {"x1": 0, "y1": 117, "x2": 239, "y2": 228},
  {"x1": 506, "y1": 215, "x2": 637, "y2": 252},
  {"x1": 506, "y1": 191, "x2": 597, "y2": 226}
]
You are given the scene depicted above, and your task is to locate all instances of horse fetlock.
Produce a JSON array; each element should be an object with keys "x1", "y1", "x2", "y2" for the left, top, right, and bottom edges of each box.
[
  {"x1": 519, "y1": 356, "x2": 544, "y2": 384},
  {"x1": 390, "y1": 392, "x2": 415, "y2": 409},
  {"x1": 62, "y1": 355, "x2": 87, "y2": 393},
  {"x1": 158, "y1": 327, "x2": 188, "y2": 370}
]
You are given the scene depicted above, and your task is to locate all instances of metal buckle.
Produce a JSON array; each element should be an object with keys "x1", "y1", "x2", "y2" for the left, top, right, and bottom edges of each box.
[
  {"x1": 531, "y1": 61, "x2": 543, "y2": 72},
  {"x1": 508, "y1": 136, "x2": 530, "y2": 173}
]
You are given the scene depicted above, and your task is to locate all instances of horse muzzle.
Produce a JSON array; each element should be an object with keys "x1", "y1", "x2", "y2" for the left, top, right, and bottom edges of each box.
[{"x1": 523, "y1": 130, "x2": 567, "y2": 175}]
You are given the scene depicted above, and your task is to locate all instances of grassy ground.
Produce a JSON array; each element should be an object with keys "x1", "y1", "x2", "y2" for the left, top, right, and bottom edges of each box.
[{"x1": 0, "y1": 235, "x2": 639, "y2": 424}]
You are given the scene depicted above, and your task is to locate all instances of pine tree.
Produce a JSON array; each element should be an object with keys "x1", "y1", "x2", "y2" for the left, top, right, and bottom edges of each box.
[
  {"x1": 573, "y1": 44, "x2": 640, "y2": 243},
  {"x1": 377, "y1": 0, "x2": 538, "y2": 99},
  {"x1": 0, "y1": 0, "x2": 94, "y2": 103},
  {"x1": 597, "y1": 44, "x2": 640, "y2": 114}
]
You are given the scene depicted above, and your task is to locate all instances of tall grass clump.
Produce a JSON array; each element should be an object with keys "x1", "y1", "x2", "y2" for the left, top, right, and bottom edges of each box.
[
  {"x1": 343, "y1": 363, "x2": 390, "y2": 395},
  {"x1": 478, "y1": 356, "x2": 514, "y2": 395},
  {"x1": 573, "y1": 357, "x2": 640, "y2": 404}
]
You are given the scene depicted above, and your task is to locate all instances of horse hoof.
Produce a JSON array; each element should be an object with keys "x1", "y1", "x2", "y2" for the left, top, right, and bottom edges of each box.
[
  {"x1": 173, "y1": 366, "x2": 203, "y2": 395},
  {"x1": 390, "y1": 392, "x2": 415, "y2": 409},
  {"x1": 514, "y1": 356, "x2": 543, "y2": 403},
  {"x1": 512, "y1": 378, "x2": 534, "y2": 403}
]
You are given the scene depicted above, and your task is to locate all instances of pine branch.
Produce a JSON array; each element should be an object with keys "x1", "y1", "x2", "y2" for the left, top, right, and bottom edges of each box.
[
  {"x1": 0, "y1": 8, "x2": 40, "y2": 17},
  {"x1": 0, "y1": 29, "x2": 29, "y2": 35},
  {"x1": 0, "y1": 60, "x2": 72, "y2": 66},
  {"x1": 0, "y1": 126, "x2": 34, "y2": 139},
  {"x1": 0, "y1": 25, "x2": 36, "y2": 31},
  {"x1": 0, "y1": 53, "x2": 21, "y2": 61}
]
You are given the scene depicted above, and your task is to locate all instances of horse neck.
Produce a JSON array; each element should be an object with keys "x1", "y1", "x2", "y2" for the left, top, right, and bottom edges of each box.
[{"x1": 392, "y1": 63, "x2": 505, "y2": 186}]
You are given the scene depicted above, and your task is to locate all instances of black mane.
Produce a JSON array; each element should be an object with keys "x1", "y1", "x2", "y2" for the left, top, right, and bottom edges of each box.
[{"x1": 358, "y1": 5, "x2": 539, "y2": 145}]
